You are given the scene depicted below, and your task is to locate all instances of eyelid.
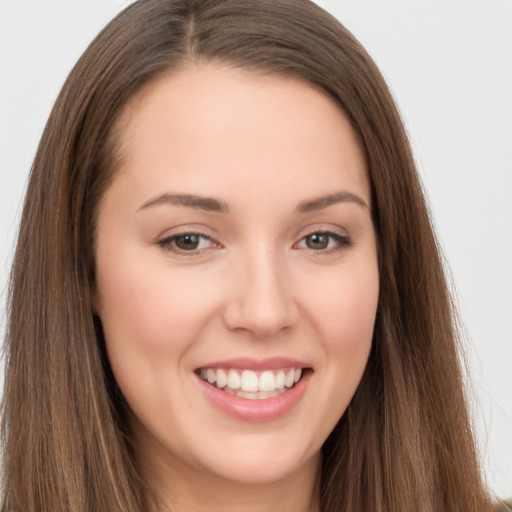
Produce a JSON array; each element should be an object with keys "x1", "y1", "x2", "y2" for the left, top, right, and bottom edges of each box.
[
  {"x1": 293, "y1": 227, "x2": 352, "y2": 253},
  {"x1": 155, "y1": 225, "x2": 351, "y2": 255},
  {"x1": 156, "y1": 231, "x2": 222, "y2": 255}
]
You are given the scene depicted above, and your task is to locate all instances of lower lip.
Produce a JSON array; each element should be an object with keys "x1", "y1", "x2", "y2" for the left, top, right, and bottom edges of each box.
[{"x1": 196, "y1": 371, "x2": 311, "y2": 422}]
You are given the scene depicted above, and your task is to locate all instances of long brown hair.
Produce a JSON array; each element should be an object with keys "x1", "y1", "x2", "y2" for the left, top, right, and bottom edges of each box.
[{"x1": 1, "y1": 0, "x2": 492, "y2": 510}]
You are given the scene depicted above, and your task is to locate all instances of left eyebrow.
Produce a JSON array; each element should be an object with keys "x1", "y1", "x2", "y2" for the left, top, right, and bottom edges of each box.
[
  {"x1": 296, "y1": 191, "x2": 369, "y2": 213},
  {"x1": 137, "y1": 193, "x2": 229, "y2": 213}
]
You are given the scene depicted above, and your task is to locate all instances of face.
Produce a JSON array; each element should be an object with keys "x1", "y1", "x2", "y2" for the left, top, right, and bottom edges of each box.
[{"x1": 94, "y1": 64, "x2": 379, "y2": 489}]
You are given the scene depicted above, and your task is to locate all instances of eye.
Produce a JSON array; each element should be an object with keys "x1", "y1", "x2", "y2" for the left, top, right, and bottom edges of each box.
[
  {"x1": 157, "y1": 232, "x2": 219, "y2": 254},
  {"x1": 295, "y1": 231, "x2": 351, "y2": 252}
]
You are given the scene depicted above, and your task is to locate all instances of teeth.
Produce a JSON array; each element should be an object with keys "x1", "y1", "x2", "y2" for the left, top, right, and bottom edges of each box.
[
  {"x1": 207, "y1": 368, "x2": 216, "y2": 384},
  {"x1": 199, "y1": 367, "x2": 304, "y2": 395},
  {"x1": 223, "y1": 387, "x2": 287, "y2": 400},
  {"x1": 227, "y1": 369, "x2": 241, "y2": 390},
  {"x1": 284, "y1": 369, "x2": 295, "y2": 388},
  {"x1": 258, "y1": 371, "x2": 275, "y2": 392},
  {"x1": 216, "y1": 368, "x2": 227, "y2": 388},
  {"x1": 240, "y1": 370, "x2": 259, "y2": 392},
  {"x1": 275, "y1": 370, "x2": 285, "y2": 389},
  {"x1": 236, "y1": 389, "x2": 282, "y2": 399}
]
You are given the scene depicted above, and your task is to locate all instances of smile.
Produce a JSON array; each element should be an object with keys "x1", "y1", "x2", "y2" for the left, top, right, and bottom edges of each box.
[
  {"x1": 195, "y1": 358, "x2": 311, "y2": 421},
  {"x1": 199, "y1": 368, "x2": 303, "y2": 399}
]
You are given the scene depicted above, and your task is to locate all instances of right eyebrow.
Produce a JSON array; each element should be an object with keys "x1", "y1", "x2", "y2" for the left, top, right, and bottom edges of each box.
[
  {"x1": 296, "y1": 191, "x2": 369, "y2": 213},
  {"x1": 137, "y1": 193, "x2": 230, "y2": 213}
]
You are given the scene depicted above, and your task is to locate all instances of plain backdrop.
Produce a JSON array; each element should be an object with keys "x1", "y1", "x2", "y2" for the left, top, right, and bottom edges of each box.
[{"x1": 1, "y1": 0, "x2": 511, "y2": 499}]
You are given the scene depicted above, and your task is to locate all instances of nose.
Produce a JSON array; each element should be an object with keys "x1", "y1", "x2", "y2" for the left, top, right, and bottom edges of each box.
[{"x1": 222, "y1": 246, "x2": 299, "y2": 338}]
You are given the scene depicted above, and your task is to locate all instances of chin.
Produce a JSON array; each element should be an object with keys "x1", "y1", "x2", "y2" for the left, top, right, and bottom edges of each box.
[{"x1": 194, "y1": 431, "x2": 320, "y2": 486}]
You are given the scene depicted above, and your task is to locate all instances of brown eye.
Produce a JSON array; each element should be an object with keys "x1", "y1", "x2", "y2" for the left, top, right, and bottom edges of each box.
[
  {"x1": 157, "y1": 232, "x2": 217, "y2": 254},
  {"x1": 174, "y1": 234, "x2": 201, "y2": 251},
  {"x1": 296, "y1": 231, "x2": 352, "y2": 253},
  {"x1": 305, "y1": 233, "x2": 330, "y2": 250}
]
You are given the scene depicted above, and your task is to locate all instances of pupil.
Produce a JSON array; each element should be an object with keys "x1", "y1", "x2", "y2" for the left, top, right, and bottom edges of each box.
[
  {"x1": 307, "y1": 233, "x2": 329, "y2": 250},
  {"x1": 176, "y1": 234, "x2": 199, "y2": 250}
]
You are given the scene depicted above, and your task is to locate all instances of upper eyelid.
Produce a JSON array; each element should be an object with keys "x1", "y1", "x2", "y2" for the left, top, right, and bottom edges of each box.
[
  {"x1": 296, "y1": 225, "x2": 350, "y2": 243},
  {"x1": 156, "y1": 222, "x2": 217, "y2": 238},
  {"x1": 160, "y1": 232, "x2": 217, "y2": 245},
  {"x1": 299, "y1": 230, "x2": 347, "y2": 240},
  {"x1": 155, "y1": 232, "x2": 220, "y2": 257},
  {"x1": 160, "y1": 231, "x2": 212, "y2": 241},
  {"x1": 300, "y1": 226, "x2": 347, "y2": 237},
  {"x1": 156, "y1": 227, "x2": 350, "y2": 249},
  {"x1": 294, "y1": 231, "x2": 350, "y2": 246}
]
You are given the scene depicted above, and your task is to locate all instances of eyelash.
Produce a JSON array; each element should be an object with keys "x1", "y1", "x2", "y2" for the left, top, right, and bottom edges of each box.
[
  {"x1": 296, "y1": 230, "x2": 352, "y2": 254},
  {"x1": 157, "y1": 232, "x2": 218, "y2": 255},
  {"x1": 157, "y1": 230, "x2": 352, "y2": 256}
]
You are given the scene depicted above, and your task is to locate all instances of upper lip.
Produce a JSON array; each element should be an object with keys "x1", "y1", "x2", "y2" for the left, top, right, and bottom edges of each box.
[{"x1": 195, "y1": 357, "x2": 310, "y2": 371}]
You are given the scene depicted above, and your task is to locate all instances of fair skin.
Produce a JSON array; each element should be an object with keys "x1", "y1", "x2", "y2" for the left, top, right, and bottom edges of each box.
[{"x1": 94, "y1": 64, "x2": 379, "y2": 512}]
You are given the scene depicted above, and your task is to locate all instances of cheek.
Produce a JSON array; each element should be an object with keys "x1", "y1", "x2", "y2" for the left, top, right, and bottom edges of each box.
[
  {"x1": 304, "y1": 257, "x2": 379, "y2": 404},
  {"x1": 308, "y1": 261, "x2": 379, "y2": 350},
  {"x1": 96, "y1": 253, "x2": 221, "y2": 357},
  {"x1": 95, "y1": 256, "x2": 230, "y2": 434},
  {"x1": 95, "y1": 253, "x2": 223, "y2": 422}
]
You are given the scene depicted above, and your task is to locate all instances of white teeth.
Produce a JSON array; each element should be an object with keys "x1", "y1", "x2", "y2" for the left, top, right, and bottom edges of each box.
[
  {"x1": 258, "y1": 371, "x2": 275, "y2": 392},
  {"x1": 207, "y1": 368, "x2": 216, "y2": 384},
  {"x1": 275, "y1": 370, "x2": 285, "y2": 389},
  {"x1": 236, "y1": 390, "x2": 282, "y2": 400},
  {"x1": 240, "y1": 370, "x2": 259, "y2": 392},
  {"x1": 284, "y1": 369, "x2": 295, "y2": 388},
  {"x1": 216, "y1": 369, "x2": 227, "y2": 388},
  {"x1": 200, "y1": 366, "x2": 305, "y2": 395},
  {"x1": 227, "y1": 369, "x2": 241, "y2": 390}
]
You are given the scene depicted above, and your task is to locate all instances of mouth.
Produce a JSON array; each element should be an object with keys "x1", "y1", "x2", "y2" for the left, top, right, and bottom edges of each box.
[
  {"x1": 195, "y1": 359, "x2": 312, "y2": 421},
  {"x1": 196, "y1": 366, "x2": 309, "y2": 400}
]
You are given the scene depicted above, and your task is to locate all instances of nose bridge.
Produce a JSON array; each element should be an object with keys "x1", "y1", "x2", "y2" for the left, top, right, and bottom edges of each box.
[{"x1": 223, "y1": 241, "x2": 298, "y2": 337}]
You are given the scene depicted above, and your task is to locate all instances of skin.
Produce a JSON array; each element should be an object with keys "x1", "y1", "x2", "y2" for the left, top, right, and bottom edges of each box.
[{"x1": 94, "y1": 64, "x2": 379, "y2": 512}]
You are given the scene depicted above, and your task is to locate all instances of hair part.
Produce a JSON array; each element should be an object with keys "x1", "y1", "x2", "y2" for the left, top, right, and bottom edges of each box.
[{"x1": 2, "y1": 1, "x2": 491, "y2": 510}]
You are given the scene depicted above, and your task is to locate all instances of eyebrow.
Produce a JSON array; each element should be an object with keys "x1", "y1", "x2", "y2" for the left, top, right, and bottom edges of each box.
[
  {"x1": 296, "y1": 191, "x2": 369, "y2": 213},
  {"x1": 137, "y1": 190, "x2": 368, "y2": 215},
  {"x1": 138, "y1": 193, "x2": 230, "y2": 213}
]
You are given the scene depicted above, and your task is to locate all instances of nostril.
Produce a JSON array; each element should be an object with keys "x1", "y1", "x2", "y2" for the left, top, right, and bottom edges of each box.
[
  {"x1": 223, "y1": 300, "x2": 300, "y2": 338},
  {"x1": 221, "y1": 263, "x2": 300, "y2": 337}
]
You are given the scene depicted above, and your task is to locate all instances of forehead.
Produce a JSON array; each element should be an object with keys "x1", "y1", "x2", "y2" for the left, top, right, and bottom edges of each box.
[{"x1": 110, "y1": 63, "x2": 369, "y2": 211}]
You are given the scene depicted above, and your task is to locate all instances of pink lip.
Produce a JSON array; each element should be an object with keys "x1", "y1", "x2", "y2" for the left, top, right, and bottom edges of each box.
[
  {"x1": 195, "y1": 369, "x2": 312, "y2": 423},
  {"x1": 195, "y1": 357, "x2": 309, "y2": 371}
]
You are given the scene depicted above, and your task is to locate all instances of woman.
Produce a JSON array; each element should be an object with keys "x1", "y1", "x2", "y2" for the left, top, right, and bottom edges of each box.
[{"x1": 1, "y1": 0, "x2": 493, "y2": 510}]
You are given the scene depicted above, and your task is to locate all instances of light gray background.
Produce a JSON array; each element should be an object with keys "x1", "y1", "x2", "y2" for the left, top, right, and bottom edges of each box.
[{"x1": 1, "y1": 0, "x2": 511, "y2": 499}]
